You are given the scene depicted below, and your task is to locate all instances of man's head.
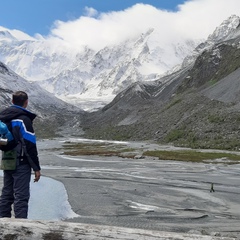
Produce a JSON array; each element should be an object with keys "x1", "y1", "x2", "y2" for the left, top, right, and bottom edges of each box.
[{"x1": 12, "y1": 91, "x2": 28, "y2": 108}]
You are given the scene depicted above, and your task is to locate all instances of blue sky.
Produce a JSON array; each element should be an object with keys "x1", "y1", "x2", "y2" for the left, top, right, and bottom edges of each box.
[
  {"x1": 1, "y1": 0, "x2": 240, "y2": 52},
  {"x1": 0, "y1": 0, "x2": 186, "y2": 36}
]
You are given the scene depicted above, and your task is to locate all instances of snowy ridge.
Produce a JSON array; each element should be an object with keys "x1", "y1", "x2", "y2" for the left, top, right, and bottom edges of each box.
[
  {"x1": 0, "y1": 61, "x2": 79, "y2": 115},
  {"x1": 39, "y1": 28, "x2": 198, "y2": 108},
  {"x1": 0, "y1": 15, "x2": 239, "y2": 110},
  {"x1": 0, "y1": 27, "x2": 199, "y2": 110},
  {"x1": 167, "y1": 15, "x2": 240, "y2": 76},
  {"x1": 208, "y1": 15, "x2": 240, "y2": 43},
  {"x1": 0, "y1": 30, "x2": 16, "y2": 41}
]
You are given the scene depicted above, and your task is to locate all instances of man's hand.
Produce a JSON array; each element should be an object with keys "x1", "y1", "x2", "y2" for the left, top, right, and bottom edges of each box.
[{"x1": 34, "y1": 171, "x2": 41, "y2": 182}]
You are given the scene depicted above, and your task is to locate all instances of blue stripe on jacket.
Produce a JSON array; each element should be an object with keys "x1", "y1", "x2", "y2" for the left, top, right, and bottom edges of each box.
[{"x1": 11, "y1": 119, "x2": 36, "y2": 144}]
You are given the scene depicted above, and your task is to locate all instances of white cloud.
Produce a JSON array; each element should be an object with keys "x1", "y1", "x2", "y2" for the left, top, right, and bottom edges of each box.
[
  {"x1": 84, "y1": 7, "x2": 98, "y2": 17},
  {"x1": 43, "y1": 0, "x2": 240, "y2": 51},
  {"x1": 175, "y1": 0, "x2": 240, "y2": 38}
]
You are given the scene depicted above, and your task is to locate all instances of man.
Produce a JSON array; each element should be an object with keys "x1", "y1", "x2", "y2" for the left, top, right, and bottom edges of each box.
[{"x1": 0, "y1": 91, "x2": 41, "y2": 218}]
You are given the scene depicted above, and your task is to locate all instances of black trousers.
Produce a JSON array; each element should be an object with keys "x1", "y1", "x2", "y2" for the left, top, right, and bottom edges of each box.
[{"x1": 0, "y1": 164, "x2": 31, "y2": 218}]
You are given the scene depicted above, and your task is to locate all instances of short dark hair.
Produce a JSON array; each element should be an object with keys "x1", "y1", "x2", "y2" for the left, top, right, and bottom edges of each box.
[{"x1": 12, "y1": 91, "x2": 28, "y2": 107}]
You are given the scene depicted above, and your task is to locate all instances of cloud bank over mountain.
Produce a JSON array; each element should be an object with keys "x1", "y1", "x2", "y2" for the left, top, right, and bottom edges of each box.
[{"x1": 47, "y1": 0, "x2": 240, "y2": 51}]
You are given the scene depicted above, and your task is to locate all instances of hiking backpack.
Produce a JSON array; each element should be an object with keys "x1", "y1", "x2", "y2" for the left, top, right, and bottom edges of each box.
[
  {"x1": 0, "y1": 120, "x2": 17, "y2": 151},
  {"x1": 0, "y1": 119, "x2": 38, "y2": 171},
  {"x1": 0, "y1": 120, "x2": 19, "y2": 170}
]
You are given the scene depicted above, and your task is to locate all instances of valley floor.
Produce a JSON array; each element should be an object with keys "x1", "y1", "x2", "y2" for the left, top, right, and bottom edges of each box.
[
  {"x1": 36, "y1": 138, "x2": 240, "y2": 239},
  {"x1": 0, "y1": 138, "x2": 240, "y2": 239}
]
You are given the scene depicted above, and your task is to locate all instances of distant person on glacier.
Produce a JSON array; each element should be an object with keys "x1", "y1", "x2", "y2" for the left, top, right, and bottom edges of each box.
[{"x1": 0, "y1": 91, "x2": 41, "y2": 218}]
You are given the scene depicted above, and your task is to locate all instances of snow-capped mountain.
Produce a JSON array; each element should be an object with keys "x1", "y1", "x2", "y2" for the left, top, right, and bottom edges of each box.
[
  {"x1": 0, "y1": 61, "x2": 83, "y2": 138},
  {"x1": 0, "y1": 61, "x2": 77, "y2": 112},
  {"x1": 208, "y1": 14, "x2": 240, "y2": 43},
  {"x1": 180, "y1": 14, "x2": 240, "y2": 69},
  {"x1": 0, "y1": 26, "x2": 200, "y2": 111},
  {"x1": 0, "y1": 15, "x2": 239, "y2": 111}
]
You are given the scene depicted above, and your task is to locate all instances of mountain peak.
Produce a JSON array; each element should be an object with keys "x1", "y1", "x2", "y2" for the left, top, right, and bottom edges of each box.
[{"x1": 208, "y1": 15, "x2": 240, "y2": 42}]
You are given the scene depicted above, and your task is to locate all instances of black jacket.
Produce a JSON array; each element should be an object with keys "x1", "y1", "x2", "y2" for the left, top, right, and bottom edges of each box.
[{"x1": 0, "y1": 105, "x2": 41, "y2": 171}]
